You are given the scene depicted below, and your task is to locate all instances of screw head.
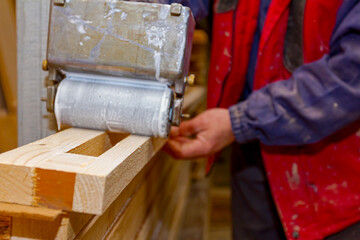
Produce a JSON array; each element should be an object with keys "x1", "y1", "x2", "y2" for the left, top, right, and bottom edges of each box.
[
  {"x1": 181, "y1": 113, "x2": 190, "y2": 119},
  {"x1": 186, "y1": 74, "x2": 195, "y2": 86},
  {"x1": 42, "y1": 59, "x2": 48, "y2": 71}
]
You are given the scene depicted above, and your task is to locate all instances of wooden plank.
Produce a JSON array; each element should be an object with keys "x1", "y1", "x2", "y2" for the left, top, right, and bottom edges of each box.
[
  {"x1": 136, "y1": 161, "x2": 191, "y2": 240},
  {"x1": 0, "y1": 211, "x2": 91, "y2": 240},
  {"x1": 11, "y1": 216, "x2": 63, "y2": 239},
  {"x1": 105, "y1": 158, "x2": 177, "y2": 239},
  {"x1": 0, "y1": 202, "x2": 62, "y2": 222},
  {"x1": 0, "y1": 216, "x2": 11, "y2": 240},
  {"x1": 57, "y1": 155, "x2": 191, "y2": 240},
  {"x1": 0, "y1": 86, "x2": 205, "y2": 214},
  {"x1": 17, "y1": 0, "x2": 56, "y2": 147},
  {"x1": 157, "y1": 173, "x2": 190, "y2": 240},
  {"x1": 105, "y1": 157, "x2": 189, "y2": 240},
  {"x1": 176, "y1": 178, "x2": 210, "y2": 240},
  {"x1": 75, "y1": 152, "x2": 166, "y2": 239},
  {"x1": 0, "y1": 131, "x2": 161, "y2": 213},
  {"x1": 10, "y1": 214, "x2": 90, "y2": 240},
  {"x1": 0, "y1": 156, "x2": 190, "y2": 240}
]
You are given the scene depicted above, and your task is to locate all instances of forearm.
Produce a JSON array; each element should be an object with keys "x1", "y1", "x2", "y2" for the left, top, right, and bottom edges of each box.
[{"x1": 229, "y1": 2, "x2": 360, "y2": 146}]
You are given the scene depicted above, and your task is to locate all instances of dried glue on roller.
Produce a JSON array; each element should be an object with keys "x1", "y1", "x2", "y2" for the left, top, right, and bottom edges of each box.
[{"x1": 54, "y1": 73, "x2": 174, "y2": 138}]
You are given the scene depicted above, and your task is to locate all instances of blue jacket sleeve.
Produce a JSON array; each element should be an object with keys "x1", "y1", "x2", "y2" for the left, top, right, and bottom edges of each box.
[
  {"x1": 229, "y1": 1, "x2": 360, "y2": 146},
  {"x1": 130, "y1": 0, "x2": 209, "y2": 21}
]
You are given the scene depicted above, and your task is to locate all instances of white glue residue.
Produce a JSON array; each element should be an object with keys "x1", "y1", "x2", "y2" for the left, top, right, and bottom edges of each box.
[
  {"x1": 146, "y1": 25, "x2": 168, "y2": 49},
  {"x1": 104, "y1": 8, "x2": 121, "y2": 18},
  {"x1": 154, "y1": 51, "x2": 167, "y2": 83},
  {"x1": 177, "y1": 27, "x2": 186, "y2": 69},
  {"x1": 142, "y1": 11, "x2": 151, "y2": 18},
  {"x1": 146, "y1": 21, "x2": 169, "y2": 80},
  {"x1": 121, "y1": 12, "x2": 128, "y2": 21},
  {"x1": 159, "y1": 6, "x2": 169, "y2": 20},
  {"x1": 68, "y1": 15, "x2": 92, "y2": 34}
]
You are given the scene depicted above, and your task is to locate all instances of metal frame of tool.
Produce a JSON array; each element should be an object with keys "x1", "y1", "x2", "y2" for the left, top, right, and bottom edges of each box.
[{"x1": 43, "y1": 0, "x2": 195, "y2": 137}]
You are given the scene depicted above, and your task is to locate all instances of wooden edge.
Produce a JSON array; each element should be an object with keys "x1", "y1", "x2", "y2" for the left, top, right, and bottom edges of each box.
[
  {"x1": 105, "y1": 158, "x2": 187, "y2": 239},
  {"x1": 176, "y1": 178, "x2": 211, "y2": 240},
  {"x1": 74, "y1": 151, "x2": 170, "y2": 239},
  {"x1": 0, "y1": 215, "x2": 11, "y2": 240},
  {"x1": 0, "y1": 202, "x2": 63, "y2": 221}
]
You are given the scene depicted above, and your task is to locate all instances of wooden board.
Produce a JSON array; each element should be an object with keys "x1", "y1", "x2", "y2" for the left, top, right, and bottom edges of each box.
[
  {"x1": 106, "y1": 157, "x2": 190, "y2": 240},
  {"x1": 76, "y1": 152, "x2": 172, "y2": 240},
  {"x1": 0, "y1": 202, "x2": 62, "y2": 222},
  {"x1": 0, "y1": 87, "x2": 206, "y2": 214},
  {"x1": 0, "y1": 154, "x2": 192, "y2": 240},
  {"x1": 8, "y1": 212, "x2": 92, "y2": 240},
  {"x1": 0, "y1": 128, "x2": 166, "y2": 214},
  {"x1": 176, "y1": 178, "x2": 210, "y2": 240},
  {"x1": 0, "y1": 205, "x2": 91, "y2": 240}
]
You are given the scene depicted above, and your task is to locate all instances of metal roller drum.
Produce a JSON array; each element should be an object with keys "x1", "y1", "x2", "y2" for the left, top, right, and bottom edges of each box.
[{"x1": 54, "y1": 74, "x2": 174, "y2": 138}]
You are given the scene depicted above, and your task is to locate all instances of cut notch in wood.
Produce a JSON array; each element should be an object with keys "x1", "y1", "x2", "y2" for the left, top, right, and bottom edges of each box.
[{"x1": 67, "y1": 132, "x2": 129, "y2": 157}]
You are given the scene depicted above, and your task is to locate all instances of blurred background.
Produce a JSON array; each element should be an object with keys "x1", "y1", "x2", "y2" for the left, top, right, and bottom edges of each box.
[{"x1": 0, "y1": 0, "x2": 17, "y2": 153}]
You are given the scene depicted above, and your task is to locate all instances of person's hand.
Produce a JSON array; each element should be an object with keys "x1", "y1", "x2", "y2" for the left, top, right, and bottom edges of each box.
[{"x1": 164, "y1": 108, "x2": 235, "y2": 159}]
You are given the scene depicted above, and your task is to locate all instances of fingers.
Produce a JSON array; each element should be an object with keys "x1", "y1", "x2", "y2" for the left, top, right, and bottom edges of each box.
[
  {"x1": 165, "y1": 137, "x2": 211, "y2": 159},
  {"x1": 165, "y1": 108, "x2": 235, "y2": 159},
  {"x1": 169, "y1": 126, "x2": 180, "y2": 138},
  {"x1": 178, "y1": 115, "x2": 205, "y2": 137}
]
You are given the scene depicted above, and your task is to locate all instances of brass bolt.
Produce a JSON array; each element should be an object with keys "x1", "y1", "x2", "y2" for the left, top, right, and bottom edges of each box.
[
  {"x1": 42, "y1": 59, "x2": 48, "y2": 71},
  {"x1": 186, "y1": 74, "x2": 195, "y2": 86}
]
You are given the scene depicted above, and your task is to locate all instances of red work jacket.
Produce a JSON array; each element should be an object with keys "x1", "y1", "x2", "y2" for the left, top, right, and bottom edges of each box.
[{"x1": 207, "y1": 0, "x2": 360, "y2": 239}]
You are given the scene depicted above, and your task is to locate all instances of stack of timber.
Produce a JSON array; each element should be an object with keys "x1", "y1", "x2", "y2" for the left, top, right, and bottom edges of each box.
[
  {"x1": 0, "y1": 87, "x2": 206, "y2": 239},
  {"x1": 0, "y1": 0, "x2": 17, "y2": 152}
]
